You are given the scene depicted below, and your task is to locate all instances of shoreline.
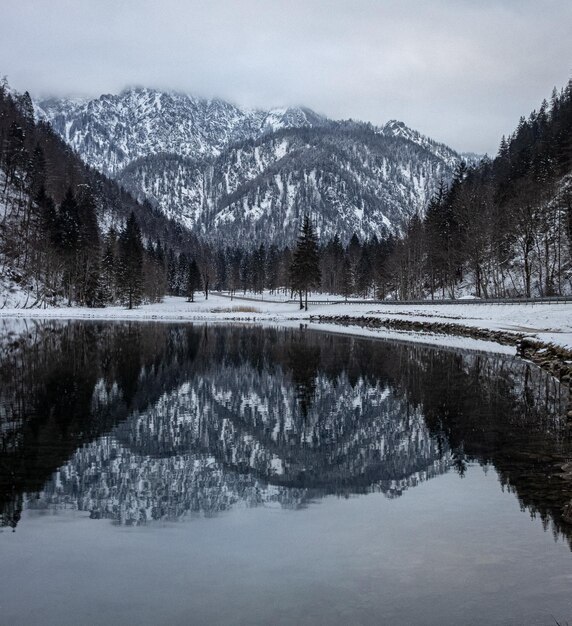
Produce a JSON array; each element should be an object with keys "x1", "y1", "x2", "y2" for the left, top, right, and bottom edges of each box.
[
  {"x1": 311, "y1": 314, "x2": 572, "y2": 404},
  {"x1": 2, "y1": 298, "x2": 572, "y2": 523},
  {"x1": 1, "y1": 295, "x2": 571, "y2": 410}
]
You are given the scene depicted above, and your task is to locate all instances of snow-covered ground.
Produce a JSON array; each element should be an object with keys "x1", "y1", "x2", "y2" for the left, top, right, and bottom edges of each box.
[{"x1": 1, "y1": 293, "x2": 571, "y2": 355}]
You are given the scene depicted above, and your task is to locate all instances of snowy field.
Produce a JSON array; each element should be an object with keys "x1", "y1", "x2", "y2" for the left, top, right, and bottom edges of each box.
[{"x1": 1, "y1": 292, "x2": 571, "y2": 355}]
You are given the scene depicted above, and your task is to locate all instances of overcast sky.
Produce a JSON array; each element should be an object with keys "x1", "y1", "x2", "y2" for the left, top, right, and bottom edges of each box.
[{"x1": 1, "y1": 0, "x2": 571, "y2": 154}]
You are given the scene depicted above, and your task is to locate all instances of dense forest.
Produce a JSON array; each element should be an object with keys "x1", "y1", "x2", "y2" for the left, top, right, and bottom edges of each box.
[
  {"x1": 0, "y1": 82, "x2": 200, "y2": 307},
  {"x1": 203, "y1": 80, "x2": 572, "y2": 300},
  {"x1": 1, "y1": 79, "x2": 571, "y2": 307},
  {"x1": 389, "y1": 80, "x2": 572, "y2": 299}
]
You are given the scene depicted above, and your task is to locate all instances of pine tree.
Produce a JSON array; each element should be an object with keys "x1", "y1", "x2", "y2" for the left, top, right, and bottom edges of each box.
[
  {"x1": 356, "y1": 248, "x2": 373, "y2": 297},
  {"x1": 76, "y1": 186, "x2": 101, "y2": 306},
  {"x1": 253, "y1": 244, "x2": 266, "y2": 293},
  {"x1": 340, "y1": 255, "x2": 354, "y2": 300},
  {"x1": 100, "y1": 227, "x2": 118, "y2": 303},
  {"x1": 117, "y1": 212, "x2": 144, "y2": 309},
  {"x1": 266, "y1": 245, "x2": 280, "y2": 294},
  {"x1": 56, "y1": 187, "x2": 81, "y2": 255},
  {"x1": 290, "y1": 215, "x2": 321, "y2": 310},
  {"x1": 186, "y1": 259, "x2": 202, "y2": 302},
  {"x1": 55, "y1": 187, "x2": 82, "y2": 304}
]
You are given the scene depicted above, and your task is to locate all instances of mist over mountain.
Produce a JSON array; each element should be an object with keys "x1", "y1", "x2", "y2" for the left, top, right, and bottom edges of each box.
[{"x1": 36, "y1": 87, "x2": 471, "y2": 245}]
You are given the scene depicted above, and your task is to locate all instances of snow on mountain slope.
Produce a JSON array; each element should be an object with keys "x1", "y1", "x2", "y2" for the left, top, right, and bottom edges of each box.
[
  {"x1": 382, "y1": 120, "x2": 465, "y2": 168},
  {"x1": 35, "y1": 87, "x2": 327, "y2": 177},
  {"x1": 117, "y1": 124, "x2": 455, "y2": 244},
  {"x1": 36, "y1": 88, "x2": 467, "y2": 245}
]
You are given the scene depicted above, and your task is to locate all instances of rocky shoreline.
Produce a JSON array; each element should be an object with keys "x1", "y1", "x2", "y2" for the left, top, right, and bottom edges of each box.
[{"x1": 310, "y1": 313, "x2": 572, "y2": 409}]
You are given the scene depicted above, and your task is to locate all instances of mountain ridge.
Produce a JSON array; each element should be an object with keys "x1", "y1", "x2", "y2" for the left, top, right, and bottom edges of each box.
[
  {"x1": 35, "y1": 87, "x2": 330, "y2": 176},
  {"x1": 35, "y1": 87, "x2": 474, "y2": 245}
]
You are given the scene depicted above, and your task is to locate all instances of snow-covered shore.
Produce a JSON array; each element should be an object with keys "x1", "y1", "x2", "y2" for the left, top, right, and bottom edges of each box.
[{"x1": 2, "y1": 293, "x2": 571, "y2": 355}]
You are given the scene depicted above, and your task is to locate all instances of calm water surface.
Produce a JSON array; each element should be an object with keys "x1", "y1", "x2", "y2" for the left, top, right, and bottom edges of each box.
[{"x1": 1, "y1": 319, "x2": 572, "y2": 625}]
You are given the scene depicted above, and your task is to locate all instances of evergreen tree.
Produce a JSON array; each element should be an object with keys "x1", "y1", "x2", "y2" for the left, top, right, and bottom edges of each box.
[
  {"x1": 290, "y1": 215, "x2": 321, "y2": 310},
  {"x1": 356, "y1": 249, "x2": 373, "y2": 297},
  {"x1": 253, "y1": 244, "x2": 266, "y2": 293},
  {"x1": 55, "y1": 187, "x2": 82, "y2": 304},
  {"x1": 28, "y1": 144, "x2": 46, "y2": 198},
  {"x1": 56, "y1": 187, "x2": 81, "y2": 253},
  {"x1": 117, "y1": 212, "x2": 144, "y2": 309},
  {"x1": 76, "y1": 185, "x2": 101, "y2": 306},
  {"x1": 187, "y1": 259, "x2": 202, "y2": 302},
  {"x1": 340, "y1": 255, "x2": 354, "y2": 300},
  {"x1": 266, "y1": 245, "x2": 280, "y2": 294},
  {"x1": 100, "y1": 227, "x2": 118, "y2": 303}
]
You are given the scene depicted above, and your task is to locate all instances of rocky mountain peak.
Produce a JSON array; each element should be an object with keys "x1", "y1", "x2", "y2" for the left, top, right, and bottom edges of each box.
[{"x1": 35, "y1": 87, "x2": 467, "y2": 245}]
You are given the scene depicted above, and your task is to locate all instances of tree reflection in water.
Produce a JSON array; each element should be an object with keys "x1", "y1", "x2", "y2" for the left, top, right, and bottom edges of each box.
[{"x1": 0, "y1": 320, "x2": 570, "y2": 546}]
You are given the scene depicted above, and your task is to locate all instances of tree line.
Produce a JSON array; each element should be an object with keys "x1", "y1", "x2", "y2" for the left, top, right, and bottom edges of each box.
[
  {"x1": 387, "y1": 80, "x2": 572, "y2": 299},
  {"x1": 0, "y1": 81, "x2": 199, "y2": 308},
  {"x1": 204, "y1": 80, "x2": 572, "y2": 301},
  {"x1": 2, "y1": 78, "x2": 571, "y2": 307}
]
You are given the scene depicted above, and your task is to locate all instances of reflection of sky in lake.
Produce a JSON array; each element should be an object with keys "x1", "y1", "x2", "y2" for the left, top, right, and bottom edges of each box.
[{"x1": 4, "y1": 467, "x2": 572, "y2": 626}]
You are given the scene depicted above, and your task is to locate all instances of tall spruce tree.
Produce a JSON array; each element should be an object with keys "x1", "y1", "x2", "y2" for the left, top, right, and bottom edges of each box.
[
  {"x1": 117, "y1": 212, "x2": 144, "y2": 309},
  {"x1": 100, "y1": 227, "x2": 118, "y2": 303},
  {"x1": 56, "y1": 187, "x2": 82, "y2": 304},
  {"x1": 76, "y1": 186, "x2": 101, "y2": 306},
  {"x1": 187, "y1": 259, "x2": 202, "y2": 302},
  {"x1": 340, "y1": 255, "x2": 354, "y2": 300},
  {"x1": 290, "y1": 215, "x2": 321, "y2": 310}
]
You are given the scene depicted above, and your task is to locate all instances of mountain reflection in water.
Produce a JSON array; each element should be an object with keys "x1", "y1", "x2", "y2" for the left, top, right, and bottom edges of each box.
[{"x1": 0, "y1": 320, "x2": 570, "y2": 546}]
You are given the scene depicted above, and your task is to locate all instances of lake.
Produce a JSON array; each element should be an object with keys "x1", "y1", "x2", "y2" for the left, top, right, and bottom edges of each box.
[{"x1": 1, "y1": 320, "x2": 572, "y2": 625}]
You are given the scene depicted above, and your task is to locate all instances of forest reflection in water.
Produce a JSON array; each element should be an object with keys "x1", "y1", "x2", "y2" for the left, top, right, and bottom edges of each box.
[{"x1": 0, "y1": 319, "x2": 571, "y2": 546}]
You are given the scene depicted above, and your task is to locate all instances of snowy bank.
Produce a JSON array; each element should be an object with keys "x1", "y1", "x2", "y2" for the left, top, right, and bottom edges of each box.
[{"x1": 1, "y1": 293, "x2": 572, "y2": 354}]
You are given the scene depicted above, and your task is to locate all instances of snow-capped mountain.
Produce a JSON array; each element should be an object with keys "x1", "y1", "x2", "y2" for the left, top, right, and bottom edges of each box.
[
  {"x1": 117, "y1": 124, "x2": 455, "y2": 244},
  {"x1": 381, "y1": 119, "x2": 469, "y2": 168},
  {"x1": 36, "y1": 87, "x2": 468, "y2": 245},
  {"x1": 35, "y1": 87, "x2": 327, "y2": 176}
]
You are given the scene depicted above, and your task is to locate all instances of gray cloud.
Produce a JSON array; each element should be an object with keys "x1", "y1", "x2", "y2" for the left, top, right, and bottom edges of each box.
[{"x1": 1, "y1": 0, "x2": 571, "y2": 153}]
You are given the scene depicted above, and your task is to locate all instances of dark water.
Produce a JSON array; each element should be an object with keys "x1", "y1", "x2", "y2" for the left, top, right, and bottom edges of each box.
[{"x1": 1, "y1": 319, "x2": 572, "y2": 625}]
